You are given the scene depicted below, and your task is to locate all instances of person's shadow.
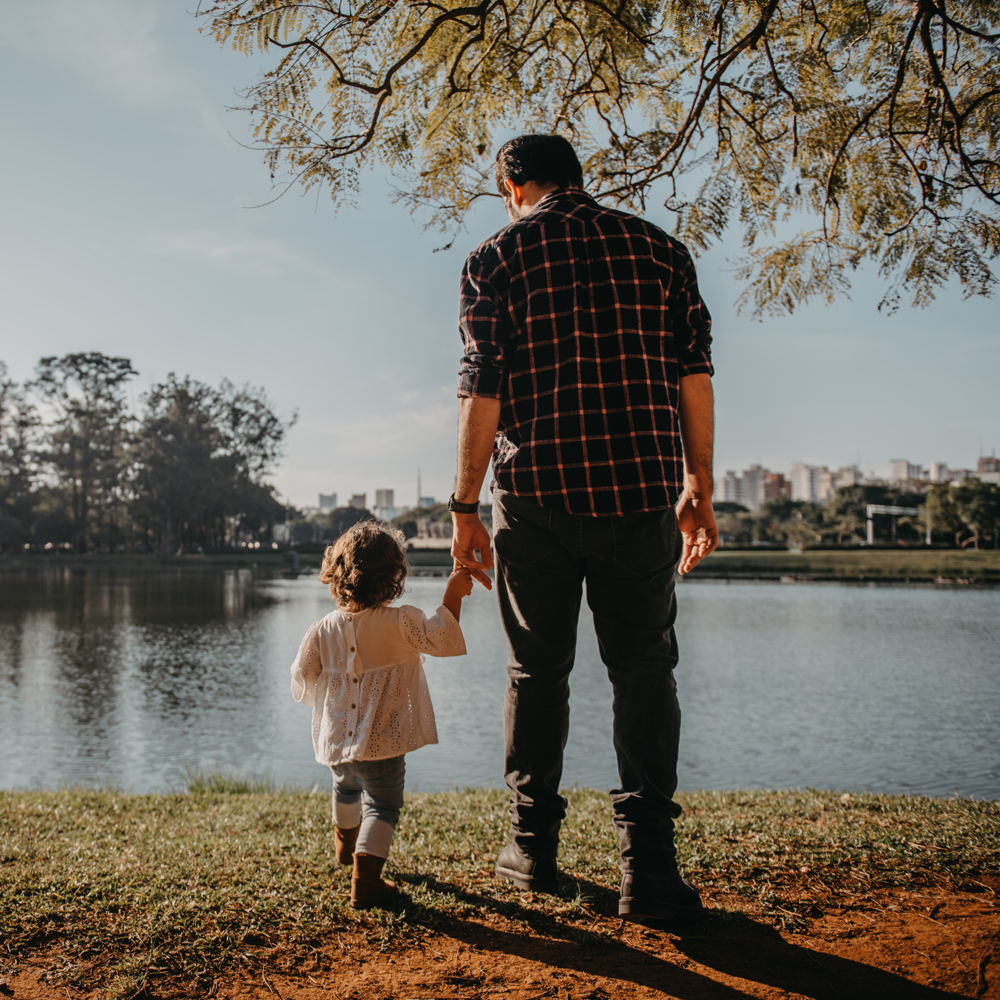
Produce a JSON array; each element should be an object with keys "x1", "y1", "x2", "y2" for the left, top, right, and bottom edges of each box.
[{"x1": 392, "y1": 874, "x2": 969, "y2": 1000}]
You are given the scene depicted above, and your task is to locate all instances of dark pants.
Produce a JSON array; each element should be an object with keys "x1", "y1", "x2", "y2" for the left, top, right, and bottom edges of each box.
[{"x1": 493, "y1": 489, "x2": 683, "y2": 875}]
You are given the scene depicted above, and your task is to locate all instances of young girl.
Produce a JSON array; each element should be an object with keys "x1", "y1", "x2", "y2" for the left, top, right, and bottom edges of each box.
[{"x1": 290, "y1": 520, "x2": 472, "y2": 909}]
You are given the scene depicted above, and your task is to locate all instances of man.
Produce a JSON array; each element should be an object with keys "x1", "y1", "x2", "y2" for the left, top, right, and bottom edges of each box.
[{"x1": 449, "y1": 134, "x2": 718, "y2": 922}]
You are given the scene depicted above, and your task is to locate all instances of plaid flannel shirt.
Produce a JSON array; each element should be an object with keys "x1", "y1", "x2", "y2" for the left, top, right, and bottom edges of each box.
[{"x1": 458, "y1": 189, "x2": 713, "y2": 516}]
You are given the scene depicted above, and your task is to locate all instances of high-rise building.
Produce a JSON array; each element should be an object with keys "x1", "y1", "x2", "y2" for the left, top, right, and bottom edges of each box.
[
  {"x1": 374, "y1": 489, "x2": 399, "y2": 521},
  {"x1": 763, "y1": 472, "x2": 791, "y2": 501},
  {"x1": 789, "y1": 462, "x2": 822, "y2": 502},
  {"x1": 720, "y1": 465, "x2": 783, "y2": 510},
  {"x1": 978, "y1": 456, "x2": 1000, "y2": 474},
  {"x1": 890, "y1": 459, "x2": 925, "y2": 482},
  {"x1": 318, "y1": 493, "x2": 337, "y2": 511},
  {"x1": 348, "y1": 494, "x2": 367, "y2": 510}
]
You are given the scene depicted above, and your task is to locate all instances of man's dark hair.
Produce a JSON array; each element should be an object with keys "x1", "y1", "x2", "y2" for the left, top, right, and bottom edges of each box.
[{"x1": 495, "y1": 134, "x2": 583, "y2": 197}]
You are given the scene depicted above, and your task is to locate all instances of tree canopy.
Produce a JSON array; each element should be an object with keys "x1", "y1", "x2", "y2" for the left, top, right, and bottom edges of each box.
[
  {"x1": 200, "y1": 0, "x2": 1000, "y2": 313},
  {"x1": 0, "y1": 355, "x2": 294, "y2": 554}
]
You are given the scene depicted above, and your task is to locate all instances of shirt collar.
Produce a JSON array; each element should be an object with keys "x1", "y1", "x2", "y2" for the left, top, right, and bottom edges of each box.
[{"x1": 531, "y1": 187, "x2": 596, "y2": 213}]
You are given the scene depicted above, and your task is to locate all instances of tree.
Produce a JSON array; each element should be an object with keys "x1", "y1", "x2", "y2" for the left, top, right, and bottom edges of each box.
[
  {"x1": 952, "y1": 478, "x2": 1000, "y2": 548},
  {"x1": 132, "y1": 375, "x2": 225, "y2": 553},
  {"x1": 201, "y1": 1, "x2": 1000, "y2": 313},
  {"x1": 132, "y1": 374, "x2": 291, "y2": 552},
  {"x1": 0, "y1": 363, "x2": 40, "y2": 537},
  {"x1": 30, "y1": 353, "x2": 136, "y2": 551}
]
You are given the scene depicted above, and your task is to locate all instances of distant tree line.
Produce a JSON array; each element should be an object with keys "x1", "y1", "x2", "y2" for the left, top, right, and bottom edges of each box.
[
  {"x1": 0, "y1": 353, "x2": 294, "y2": 554},
  {"x1": 717, "y1": 482, "x2": 1000, "y2": 549}
]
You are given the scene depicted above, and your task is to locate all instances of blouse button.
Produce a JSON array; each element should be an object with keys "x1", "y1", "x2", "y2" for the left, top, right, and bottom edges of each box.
[
  {"x1": 353, "y1": 678, "x2": 358, "y2": 684},
  {"x1": 351, "y1": 704, "x2": 356, "y2": 709},
  {"x1": 350, "y1": 646, "x2": 355, "y2": 652},
  {"x1": 347, "y1": 731, "x2": 352, "y2": 736}
]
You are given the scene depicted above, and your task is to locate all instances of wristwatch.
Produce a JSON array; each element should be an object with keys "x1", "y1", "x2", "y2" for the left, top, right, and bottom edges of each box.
[{"x1": 447, "y1": 493, "x2": 480, "y2": 514}]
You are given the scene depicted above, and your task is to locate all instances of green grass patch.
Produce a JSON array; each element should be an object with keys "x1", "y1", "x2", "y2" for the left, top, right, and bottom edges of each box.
[
  {"x1": 692, "y1": 547, "x2": 1000, "y2": 581},
  {"x1": 1, "y1": 786, "x2": 996, "y2": 996}
]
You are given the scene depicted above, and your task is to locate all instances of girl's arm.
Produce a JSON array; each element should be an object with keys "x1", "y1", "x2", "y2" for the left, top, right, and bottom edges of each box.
[
  {"x1": 290, "y1": 622, "x2": 323, "y2": 705},
  {"x1": 442, "y1": 567, "x2": 473, "y2": 622}
]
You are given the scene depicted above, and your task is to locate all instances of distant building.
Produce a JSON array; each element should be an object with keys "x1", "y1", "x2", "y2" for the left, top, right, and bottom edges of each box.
[
  {"x1": 374, "y1": 489, "x2": 399, "y2": 521},
  {"x1": 789, "y1": 462, "x2": 822, "y2": 502},
  {"x1": 720, "y1": 465, "x2": 786, "y2": 510},
  {"x1": 890, "y1": 459, "x2": 926, "y2": 482},
  {"x1": 978, "y1": 456, "x2": 1000, "y2": 474},
  {"x1": 929, "y1": 462, "x2": 949, "y2": 482},
  {"x1": 763, "y1": 472, "x2": 791, "y2": 501},
  {"x1": 319, "y1": 493, "x2": 337, "y2": 511},
  {"x1": 417, "y1": 496, "x2": 436, "y2": 508},
  {"x1": 348, "y1": 494, "x2": 367, "y2": 510}
]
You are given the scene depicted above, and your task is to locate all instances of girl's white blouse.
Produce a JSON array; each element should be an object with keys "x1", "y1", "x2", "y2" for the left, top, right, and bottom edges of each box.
[{"x1": 290, "y1": 603, "x2": 466, "y2": 765}]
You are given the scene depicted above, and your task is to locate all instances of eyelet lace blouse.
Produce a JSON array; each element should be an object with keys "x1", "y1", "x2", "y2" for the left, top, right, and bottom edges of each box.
[{"x1": 290, "y1": 603, "x2": 466, "y2": 765}]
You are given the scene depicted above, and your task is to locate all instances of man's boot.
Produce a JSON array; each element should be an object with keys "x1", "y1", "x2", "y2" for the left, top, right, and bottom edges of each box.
[
  {"x1": 334, "y1": 825, "x2": 360, "y2": 866},
  {"x1": 351, "y1": 853, "x2": 400, "y2": 909},
  {"x1": 619, "y1": 868, "x2": 703, "y2": 923}
]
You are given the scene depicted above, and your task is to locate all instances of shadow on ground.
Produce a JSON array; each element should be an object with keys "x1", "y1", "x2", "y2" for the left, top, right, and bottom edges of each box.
[{"x1": 394, "y1": 873, "x2": 969, "y2": 999}]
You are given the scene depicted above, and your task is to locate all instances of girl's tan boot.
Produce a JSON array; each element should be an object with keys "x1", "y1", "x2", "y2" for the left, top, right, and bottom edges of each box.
[
  {"x1": 351, "y1": 853, "x2": 400, "y2": 909},
  {"x1": 334, "y1": 825, "x2": 360, "y2": 866}
]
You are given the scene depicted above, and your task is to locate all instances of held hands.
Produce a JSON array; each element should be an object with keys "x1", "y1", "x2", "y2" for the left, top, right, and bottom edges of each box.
[
  {"x1": 450, "y1": 513, "x2": 494, "y2": 590},
  {"x1": 675, "y1": 490, "x2": 719, "y2": 575},
  {"x1": 444, "y1": 566, "x2": 474, "y2": 602}
]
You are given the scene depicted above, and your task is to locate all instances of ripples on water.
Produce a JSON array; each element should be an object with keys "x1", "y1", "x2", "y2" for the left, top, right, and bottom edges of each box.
[{"x1": 0, "y1": 567, "x2": 997, "y2": 798}]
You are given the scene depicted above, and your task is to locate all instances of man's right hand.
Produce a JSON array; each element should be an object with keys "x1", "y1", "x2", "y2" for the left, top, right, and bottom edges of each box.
[{"x1": 451, "y1": 512, "x2": 494, "y2": 589}]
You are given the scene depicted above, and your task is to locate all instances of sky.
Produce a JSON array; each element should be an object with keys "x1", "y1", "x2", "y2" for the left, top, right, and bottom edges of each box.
[{"x1": 2, "y1": 1, "x2": 997, "y2": 511}]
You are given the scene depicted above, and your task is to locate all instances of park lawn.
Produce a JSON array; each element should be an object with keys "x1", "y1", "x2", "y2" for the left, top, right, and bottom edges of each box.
[
  {"x1": 690, "y1": 547, "x2": 1000, "y2": 581},
  {"x1": 1, "y1": 784, "x2": 998, "y2": 999}
]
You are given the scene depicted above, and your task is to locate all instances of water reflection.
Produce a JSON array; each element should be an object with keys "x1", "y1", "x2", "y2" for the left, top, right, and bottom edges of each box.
[{"x1": 0, "y1": 568, "x2": 998, "y2": 798}]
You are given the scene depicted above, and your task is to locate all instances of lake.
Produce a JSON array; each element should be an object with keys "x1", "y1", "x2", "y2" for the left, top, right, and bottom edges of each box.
[{"x1": 0, "y1": 567, "x2": 997, "y2": 799}]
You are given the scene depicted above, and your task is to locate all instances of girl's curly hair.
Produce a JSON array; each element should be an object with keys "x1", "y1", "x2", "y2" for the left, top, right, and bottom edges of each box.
[{"x1": 320, "y1": 520, "x2": 408, "y2": 609}]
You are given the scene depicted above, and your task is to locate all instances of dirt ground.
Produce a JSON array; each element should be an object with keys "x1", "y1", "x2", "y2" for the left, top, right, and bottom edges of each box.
[{"x1": 4, "y1": 881, "x2": 999, "y2": 1000}]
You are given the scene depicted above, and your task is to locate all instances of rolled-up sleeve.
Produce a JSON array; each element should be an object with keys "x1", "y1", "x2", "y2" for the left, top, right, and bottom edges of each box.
[
  {"x1": 458, "y1": 247, "x2": 509, "y2": 399},
  {"x1": 673, "y1": 252, "x2": 714, "y2": 378}
]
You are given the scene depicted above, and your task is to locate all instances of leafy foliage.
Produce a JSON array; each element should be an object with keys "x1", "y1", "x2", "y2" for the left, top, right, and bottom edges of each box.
[
  {"x1": 201, "y1": 0, "x2": 1000, "y2": 312},
  {"x1": 0, "y1": 355, "x2": 294, "y2": 553},
  {"x1": 716, "y1": 480, "x2": 997, "y2": 547}
]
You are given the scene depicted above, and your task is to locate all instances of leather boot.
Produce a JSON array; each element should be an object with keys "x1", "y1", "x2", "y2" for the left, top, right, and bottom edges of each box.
[
  {"x1": 334, "y1": 824, "x2": 360, "y2": 866},
  {"x1": 351, "y1": 853, "x2": 400, "y2": 909}
]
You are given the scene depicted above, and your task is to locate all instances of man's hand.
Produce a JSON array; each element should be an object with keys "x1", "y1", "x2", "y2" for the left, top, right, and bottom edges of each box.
[
  {"x1": 451, "y1": 512, "x2": 494, "y2": 589},
  {"x1": 675, "y1": 491, "x2": 719, "y2": 575}
]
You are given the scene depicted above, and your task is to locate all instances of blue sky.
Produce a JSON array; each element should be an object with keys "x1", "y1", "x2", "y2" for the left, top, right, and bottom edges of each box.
[{"x1": 2, "y1": 1, "x2": 997, "y2": 510}]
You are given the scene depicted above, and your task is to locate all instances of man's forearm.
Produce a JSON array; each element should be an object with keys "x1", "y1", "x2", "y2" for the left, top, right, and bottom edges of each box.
[
  {"x1": 455, "y1": 396, "x2": 501, "y2": 503},
  {"x1": 678, "y1": 373, "x2": 714, "y2": 495}
]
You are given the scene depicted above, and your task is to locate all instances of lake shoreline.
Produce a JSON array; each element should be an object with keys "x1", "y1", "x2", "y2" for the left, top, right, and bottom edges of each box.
[
  {"x1": 2, "y1": 786, "x2": 997, "y2": 1000},
  {"x1": 3, "y1": 547, "x2": 1000, "y2": 584}
]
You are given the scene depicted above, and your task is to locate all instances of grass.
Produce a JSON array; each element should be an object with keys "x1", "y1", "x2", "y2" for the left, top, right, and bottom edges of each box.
[
  {"x1": 1, "y1": 785, "x2": 997, "y2": 997},
  {"x1": 691, "y1": 547, "x2": 1000, "y2": 581}
]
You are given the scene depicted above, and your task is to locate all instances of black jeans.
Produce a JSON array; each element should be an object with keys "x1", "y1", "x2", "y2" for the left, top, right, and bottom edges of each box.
[{"x1": 493, "y1": 489, "x2": 683, "y2": 875}]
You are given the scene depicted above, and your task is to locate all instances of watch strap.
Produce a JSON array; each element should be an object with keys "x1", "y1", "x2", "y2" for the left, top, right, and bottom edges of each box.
[{"x1": 448, "y1": 493, "x2": 480, "y2": 514}]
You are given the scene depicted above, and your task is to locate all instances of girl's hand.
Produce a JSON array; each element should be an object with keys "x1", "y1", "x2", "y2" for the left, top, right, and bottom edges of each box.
[
  {"x1": 442, "y1": 566, "x2": 473, "y2": 621},
  {"x1": 446, "y1": 567, "x2": 474, "y2": 599}
]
